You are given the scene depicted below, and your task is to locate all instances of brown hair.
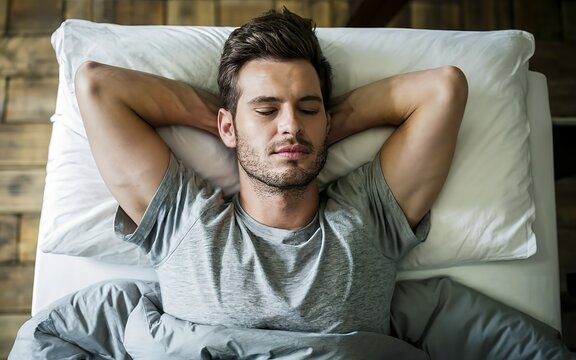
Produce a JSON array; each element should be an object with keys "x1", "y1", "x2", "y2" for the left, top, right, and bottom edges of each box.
[{"x1": 217, "y1": 7, "x2": 333, "y2": 115}]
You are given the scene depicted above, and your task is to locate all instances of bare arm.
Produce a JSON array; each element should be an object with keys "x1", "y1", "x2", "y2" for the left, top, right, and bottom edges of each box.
[
  {"x1": 329, "y1": 66, "x2": 468, "y2": 228},
  {"x1": 74, "y1": 61, "x2": 220, "y2": 225}
]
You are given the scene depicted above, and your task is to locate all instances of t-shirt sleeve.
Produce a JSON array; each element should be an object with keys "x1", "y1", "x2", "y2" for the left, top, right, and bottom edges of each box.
[
  {"x1": 113, "y1": 153, "x2": 223, "y2": 265},
  {"x1": 326, "y1": 152, "x2": 430, "y2": 261}
]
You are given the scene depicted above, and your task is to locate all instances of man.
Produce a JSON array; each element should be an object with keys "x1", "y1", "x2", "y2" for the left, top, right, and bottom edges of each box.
[{"x1": 74, "y1": 8, "x2": 467, "y2": 335}]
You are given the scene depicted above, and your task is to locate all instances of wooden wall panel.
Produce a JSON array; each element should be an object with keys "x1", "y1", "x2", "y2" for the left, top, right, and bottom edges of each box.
[
  {"x1": 331, "y1": 0, "x2": 350, "y2": 26},
  {"x1": 7, "y1": 0, "x2": 63, "y2": 35},
  {"x1": 462, "y1": 0, "x2": 512, "y2": 30},
  {"x1": 531, "y1": 41, "x2": 576, "y2": 117},
  {"x1": 19, "y1": 213, "x2": 39, "y2": 263},
  {"x1": 64, "y1": 0, "x2": 93, "y2": 20},
  {"x1": 0, "y1": 215, "x2": 17, "y2": 263},
  {"x1": 92, "y1": 0, "x2": 115, "y2": 22},
  {"x1": 114, "y1": 0, "x2": 166, "y2": 25},
  {"x1": 311, "y1": 0, "x2": 332, "y2": 27},
  {"x1": 513, "y1": 0, "x2": 563, "y2": 40},
  {"x1": 167, "y1": 0, "x2": 217, "y2": 25},
  {"x1": 5, "y1": 77, "x2": 58, "y2": 123},
  {"x1": 347, "y1": 0, "x2": 411, "y2": 27},
  {"x1": 0, "y1": 0, "x2": 8, "y2": 36},
  {"x1": 275, "y1": 1, "x2": 308, "y2": 18},
  {"x1": 0, "y1": 264, "x2": 34, "y2": 312},
  {"x1": 556, "y1": 180, "x2": 576, "y2": 229},
  {"x1": 219, "y1": 0, "x2": 273, "y2": 26},
  {"x1": 411, "y1": 0, "x2": 462, "y2": 30},
  {"x1": 0, "y1": 169, "x2": 46, "y2": 213},
  {"x1": 558, "y1": 229, "x2": 576, "y2": 292},
  {"x1": 0, "y1": 124, "x2": 52, "y2": 166},
  {"x1": 0, "y1": 77, "x2": 5, "y2": 121},
  {"x1": 563, "y1": 310, "x2": 576, "y2": 350},
  {"x1": 92, "y1": 0, "x2": 166, "y2": 24},
  {"x1": 0, "y1": 36, "x2": 58, "y2": 77},
  {"x1": 562, "y1": 0, "x2": 576, "y2": 42},
  {"x1": 387, "y1": 2, "x2": 411, "y2": 27}
]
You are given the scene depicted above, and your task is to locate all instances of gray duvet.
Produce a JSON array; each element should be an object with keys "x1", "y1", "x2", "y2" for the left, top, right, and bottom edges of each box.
[{"x1": 9, "y1": 277, "x2": 575, "y2": 359}]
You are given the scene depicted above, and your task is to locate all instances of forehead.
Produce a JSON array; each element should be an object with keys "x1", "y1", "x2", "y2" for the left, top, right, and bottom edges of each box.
[{"x1": 236, "y1": 59, "x2": 322, "y2": 101}]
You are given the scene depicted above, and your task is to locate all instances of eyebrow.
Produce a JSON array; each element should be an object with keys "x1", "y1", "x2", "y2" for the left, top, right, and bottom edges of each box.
[{"x1": 248, "y1": 95, "x2": 323, "y2": 105}]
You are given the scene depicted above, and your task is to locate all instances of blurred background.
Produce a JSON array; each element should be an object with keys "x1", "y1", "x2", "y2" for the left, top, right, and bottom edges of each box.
[{"x1": 0, "y1": 0, "x2": 574, "y2": 356}]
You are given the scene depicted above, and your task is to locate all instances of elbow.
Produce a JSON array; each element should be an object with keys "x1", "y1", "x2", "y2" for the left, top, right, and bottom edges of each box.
[
  {"x1": 428, "y1": 66, "x2": 468, "y2": 128},
  {"x1": 436, "y1": 65, "x2": 468, "y2": 107},
  {"x1": 74, "y1": 61, "x2": 109, "y2": 126},
  {"x1": 74, "y1": 61, "x2": 105, "y2": 99}
]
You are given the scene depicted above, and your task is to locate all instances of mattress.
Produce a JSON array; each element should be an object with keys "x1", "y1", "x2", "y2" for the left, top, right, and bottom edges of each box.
[{"x1": 31, "y1": 70, "x2": 560, "y2": 330}]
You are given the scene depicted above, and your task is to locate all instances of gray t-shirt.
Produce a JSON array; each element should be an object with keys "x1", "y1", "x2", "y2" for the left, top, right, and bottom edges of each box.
[{"x1": 115, "y1": 153, "x2": 430, "y2": 334}]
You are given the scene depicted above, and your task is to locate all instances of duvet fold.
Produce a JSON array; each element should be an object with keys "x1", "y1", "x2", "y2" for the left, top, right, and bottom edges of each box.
[
  {"x1": 9, "y1": 278, "x2": 575, "y2": 360},
  {"x1": 9, "y1": 279, "x2": 427, "y2": 360}
]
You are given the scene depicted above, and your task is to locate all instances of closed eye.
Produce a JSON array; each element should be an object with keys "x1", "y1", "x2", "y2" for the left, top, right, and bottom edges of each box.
[
  {"x1": 300, "y1": 108, "x2": 320, "y2": 115},
  {"x1": 255, "y1": 108, "x2": 277, "y2": 116}
]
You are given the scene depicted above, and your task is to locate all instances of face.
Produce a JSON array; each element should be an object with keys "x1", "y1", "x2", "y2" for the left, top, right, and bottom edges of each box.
[{"x1": 218, "y1": 59, "x2": 330, "y2": 191}]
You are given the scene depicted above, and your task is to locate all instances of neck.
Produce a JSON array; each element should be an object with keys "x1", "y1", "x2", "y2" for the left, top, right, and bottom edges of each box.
[{"x1": 237, "y1": 172, "x2": 320, "y2": 230}]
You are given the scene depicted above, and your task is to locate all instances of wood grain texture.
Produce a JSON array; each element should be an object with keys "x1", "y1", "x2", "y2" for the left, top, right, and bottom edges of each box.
[
  {"x1": 93, "y1": 0, "x2": 165, "y2": 24},
  {"x1": 219, "y1": 0, "x2": 272, "y2": 26},
  {"x1": 531, "y1": 41, "x2": 576, "y2": 117},
  {"x1": 561, "y1": 309, "x2": 576, "y2": 350},
  {"x1": 167, "y1": 0, "x2": 217, "y2": 25},
  {"x1": 0, "y1": 77, "x2": 6, "y2": 121},
  {"x1": 462, "y1": 0, "x2": 512, "y2": 30},
  {"x1": 0, "y1": 124, "x2": 52, "y2": 166},
  {"x1": 331, "y1": 0, "x2": 350, "y2": 26},
  {"x1": 7, "y1": 0, "x2": 63, "y2": 35},
  {"x1": 0, "y1": 169, "x2": 46, "y2": 213},
  {"x1": 311, "y1": 0, "x2": 331, "y2": 27},
  {"x1": 5, "y1": 77, "x2": 57, "y2": 123},
  {"x1": 19, "y1": 213, "x2": 39, "y2": 263},
  {"x1": 64, "y1": 0, "x2": 93, "y2": 20},
  {"x1": 0, "y1": 215, "x2": 17, "y2": 263},
  {"x1": 411, "y1": 0, "x2": 462, "y2": 30},
  {"x1": 275, "y1": 0, "x2": 307, "y2": 17},
  {"x1": 347, "y1": 0, "x2": 410, "y2": 27},
  {"x1": 557, "y1": 180, "x2": 576, "y2": 228},
  {"x1": 563, "y1": 0, "x2": 576, "y2": 42},
  {"x1": 0, "y1": 36, "x2": 58, "y2": 77},
  {"x1": 0, "y1": 0, "x2": 8, "y2": 37},
  {"x1": 0, "y1": 264, "x2": 34, "y2": 312},
  {"x1": 115, "y1": 0, "x2": 165, "y2": 25},
  {"x1": 513, "y1": 0, "x2": 563, "y2": 40}
]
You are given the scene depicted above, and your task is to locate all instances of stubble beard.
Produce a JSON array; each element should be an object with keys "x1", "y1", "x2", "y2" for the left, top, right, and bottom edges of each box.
[{"x1": 235, "y1": 133, "x2": 328, "y2": 196}]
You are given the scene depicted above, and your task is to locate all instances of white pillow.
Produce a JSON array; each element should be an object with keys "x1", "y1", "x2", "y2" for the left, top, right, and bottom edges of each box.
[{"x1": 40, "y1": 20, "x2": 536, "y2": 269}]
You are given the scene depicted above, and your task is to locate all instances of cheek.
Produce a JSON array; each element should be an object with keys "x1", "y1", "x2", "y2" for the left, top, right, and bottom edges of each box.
[
  {"x1": 235, "y1": 122, "x2": 268, "y2": 149},
  {"x1": 311, "y1": 117, "x2": 330, "y2": 139},
  {"x1": 240, "y1": 121, "x2": 277, "y2": 143}
]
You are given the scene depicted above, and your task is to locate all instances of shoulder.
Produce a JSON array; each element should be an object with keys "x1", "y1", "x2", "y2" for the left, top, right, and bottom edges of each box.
[{"x1": 324, "y1": 154, "x2": 384, "y2": 201}]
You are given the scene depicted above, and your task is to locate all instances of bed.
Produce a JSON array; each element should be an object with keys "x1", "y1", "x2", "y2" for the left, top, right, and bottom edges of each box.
[{"x1": 12, "y1": 19, "x2": 573, "y2": 359}]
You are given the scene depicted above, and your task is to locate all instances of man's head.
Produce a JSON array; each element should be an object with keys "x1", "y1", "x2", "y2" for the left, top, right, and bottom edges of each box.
[
  {"x1": 220, "y1": 58, "x2": 329, "y2": 193},
  {"x1": 217, "y1": 7, "x2": 332, "y2": 116},
  {"x1": 217, "y1": 9, "x2": 332, "y2": 194}
]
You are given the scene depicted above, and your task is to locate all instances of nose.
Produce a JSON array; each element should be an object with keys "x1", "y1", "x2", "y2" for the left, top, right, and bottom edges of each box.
[{"x1": 277, "y1": 107, "x2": 303, "y2": 136}]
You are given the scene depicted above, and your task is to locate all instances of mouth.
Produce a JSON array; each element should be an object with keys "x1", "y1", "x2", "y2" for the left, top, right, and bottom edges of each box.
[{"x1": 272, "y1": 144, "x2": 311, "y2": 159}]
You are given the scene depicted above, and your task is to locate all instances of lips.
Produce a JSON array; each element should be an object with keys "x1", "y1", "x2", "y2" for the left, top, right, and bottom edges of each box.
[
  {"x1": 274, "y1": 144, "x2": 310, "y2": 154},
  {"x1": 270, "y1": 143, "x2": 311, "y2": 160}
]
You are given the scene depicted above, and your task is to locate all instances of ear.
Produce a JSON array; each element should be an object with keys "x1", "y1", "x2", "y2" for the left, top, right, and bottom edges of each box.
[{"x1": 218, "y1": 108, "x2": 237, "y2": 148}]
